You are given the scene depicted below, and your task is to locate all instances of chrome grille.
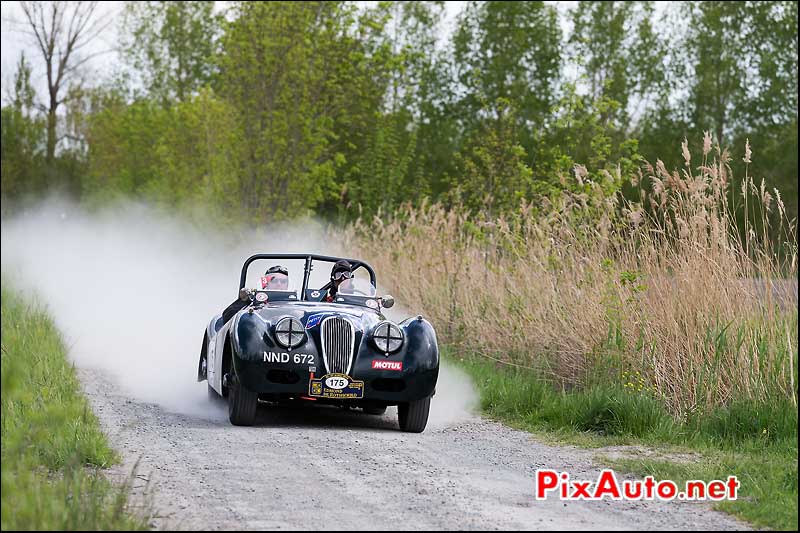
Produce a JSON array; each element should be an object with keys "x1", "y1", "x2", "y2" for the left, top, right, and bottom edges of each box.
[{"x1": 320, "y1": 316, "x2": 355, "y2": 375}]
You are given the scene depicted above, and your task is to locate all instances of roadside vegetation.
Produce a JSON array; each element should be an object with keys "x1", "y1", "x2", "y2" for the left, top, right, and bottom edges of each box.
[
  {"x1": 1, "y1": 1, "x2": 797, "y2": 530},
  {"x1": 0, "y1": 284, "x2": 150, "y2": 530},
  {"x1": 458, "y1": 356, "x2": 797, "y2": 530},
  {"x1": 2, "y1": 3, "x2": 797, "y2": 227},
  {"x1": 351, "y1": 139, "x2": 798, "y2": 530}
]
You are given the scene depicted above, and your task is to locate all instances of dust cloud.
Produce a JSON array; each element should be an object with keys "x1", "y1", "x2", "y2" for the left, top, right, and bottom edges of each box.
[
  {"x1": 384, "y1": 304, "x2": 478, "y2": 426},
  {"x1": 1, "y1": 197, "x2": 476, "y2": 425}
]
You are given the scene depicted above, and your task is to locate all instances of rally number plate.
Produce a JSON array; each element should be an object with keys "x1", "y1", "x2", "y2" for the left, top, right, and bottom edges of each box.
[{"x1": 309, "y1": 373, "x2": 364, "y2": 399}]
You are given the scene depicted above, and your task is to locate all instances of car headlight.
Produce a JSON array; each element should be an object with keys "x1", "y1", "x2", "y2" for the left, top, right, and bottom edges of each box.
[
  {"x1": 275, "y1": 317, "x2": 306, "y2": 349},
  {"x1": 372, "y1": 321, "x2": 404, "y2": 354}
]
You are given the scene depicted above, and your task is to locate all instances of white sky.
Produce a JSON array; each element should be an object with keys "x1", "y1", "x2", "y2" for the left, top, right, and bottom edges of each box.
[
  {"x1": 0, "y1": 1, "x2": 580, "y2": 106},
  {"x1": 1, "y1": 1, "x2": 126, "y2": 103}
]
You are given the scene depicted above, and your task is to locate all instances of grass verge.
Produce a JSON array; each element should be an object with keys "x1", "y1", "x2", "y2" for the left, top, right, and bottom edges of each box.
[
  {"x1": 1, "y1": 283, "x2": 149, "y2": 530},
  {"x1": 455, "y1": 353, "x2": 798, "y2": 531}
]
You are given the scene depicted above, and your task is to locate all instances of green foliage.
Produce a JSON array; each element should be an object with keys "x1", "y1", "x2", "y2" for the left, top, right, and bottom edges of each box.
[
  {"x1": 1, "y1": 284, "x2": 148, "y2": 530},
  {"x1": 449, "y1": 98, "x2": 534, "y2": 214},
  {"x1": 455, "y1": 353, "x2": 798, "y2": 530},
  {"x1": 83, "y1": 93, "x2": 170, "y2": 201},
  {"x1": 638, "y1": 1, "x2": 798, "y2": 222},
  {"x1": 121, "y1": 1, "x2": 222, "y2": 104},
  {"x1": 1, "y1": 1, "x2": 796, "y2": 226},
  {"x1": 219, "y1": 1, "x2": 392, "y2": 221},
  {"x1": 339, "y1": 111, "x2": 420, "y2": 218},
  {"x1": 538, "y1": 85, "x2": 642, "y2": 195},
  {"x1": 83, "y1": 87, "x2": 242, "y2": 220},
  {"x1": 607, "y1": 446, "x2": 797, "y2": 530},
  {"x1": 333, "y1": 1, "x2": 452, "y2": 220},
  {"x1": 678, "y1": 1, "x2": 797, "y2": 146},
  {"x1": 453, "y1": 0, "x2": 561, "y2": 152},
  {"x1": 1, "y1": 54, "x2": 46, "y2": 203},
  {"x1": 685, "y1": 1, "x2": 750, "y2": 144},
  {"x1": 570, "y1": 2, "x2": 672, "y2": 124}
]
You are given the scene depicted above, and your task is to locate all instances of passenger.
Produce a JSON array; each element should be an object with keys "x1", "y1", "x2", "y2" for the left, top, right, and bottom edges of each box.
[
  {"x1": 262, "y1": 265, "x2": 289, "y2": 290},
  {"x1": 222, "y1": 264, "x2": 288, "y2": 323}
]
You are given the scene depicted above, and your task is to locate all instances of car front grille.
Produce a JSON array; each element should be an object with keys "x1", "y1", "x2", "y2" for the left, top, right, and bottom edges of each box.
[{"x1": 320, "y1": 316, "x2": 355, "y2": 375}]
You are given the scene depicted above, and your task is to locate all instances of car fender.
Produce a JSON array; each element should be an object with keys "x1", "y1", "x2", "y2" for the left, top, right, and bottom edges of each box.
[{"x1": 400, "y1": 315, "x2": 439, "y2": 372}]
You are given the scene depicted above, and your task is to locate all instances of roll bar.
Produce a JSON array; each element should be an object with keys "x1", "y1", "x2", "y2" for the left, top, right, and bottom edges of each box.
[{"x1": 238, "y1": 253, "x2": 377, "y2": 299}]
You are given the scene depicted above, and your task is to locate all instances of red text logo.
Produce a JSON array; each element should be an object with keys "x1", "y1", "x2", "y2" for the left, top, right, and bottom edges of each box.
[
  {"x1": 534, "y1": 469, "x2": 739, "y2": 502},
  {"x1": 372, "y1": 360, "x2": 402, "y2": 371}
]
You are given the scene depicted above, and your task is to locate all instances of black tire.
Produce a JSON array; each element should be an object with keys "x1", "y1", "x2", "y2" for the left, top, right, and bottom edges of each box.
[
  {"x1": 228, "y1": 380, "x2": 258, "y2": 426},
  {"x1": 364, "y1": 405, "x2": 387, "y2": 415},
  {"x1": 398, "y1": 396, "x2": 431, "y2": 433}
]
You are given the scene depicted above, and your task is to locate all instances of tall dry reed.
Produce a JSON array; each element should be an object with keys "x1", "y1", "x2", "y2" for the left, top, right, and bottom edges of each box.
[{"x1": 346, "y1": 137, "x2": 798, "y2": 416}]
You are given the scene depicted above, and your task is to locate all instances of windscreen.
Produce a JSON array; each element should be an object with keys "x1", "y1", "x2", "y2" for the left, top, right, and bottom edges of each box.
[
  {"x1": 243, "y1": 259, "x2": 305, "y2": 292},
  {"x1": 337, "y1": 277, "x2": 377, "y2": 297}
]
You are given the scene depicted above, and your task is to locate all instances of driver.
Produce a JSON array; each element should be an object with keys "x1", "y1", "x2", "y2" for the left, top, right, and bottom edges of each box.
[
  {"x1": 262, "y1": 265, "x2": 289, "y2": 290},
  {"x1": 324, "y1": 260, "x2": 353, "y2": 303}
]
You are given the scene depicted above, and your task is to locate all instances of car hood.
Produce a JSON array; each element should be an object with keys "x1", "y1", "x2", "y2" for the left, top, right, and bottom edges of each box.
[{"x1": 243, "y1": 301, "x2": 384, "y2": 331}]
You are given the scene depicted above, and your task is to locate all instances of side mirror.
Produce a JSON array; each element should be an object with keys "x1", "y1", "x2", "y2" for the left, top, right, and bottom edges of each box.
[
  {"x1": 239, "y1": 288, "x2": 252, "y2": 302},
  {"x1": 381, "y1": 295, "x2": 395, "y2": 309}
]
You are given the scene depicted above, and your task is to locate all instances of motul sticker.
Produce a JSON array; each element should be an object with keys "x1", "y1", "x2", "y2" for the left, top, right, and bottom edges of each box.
[
  {"x1": 372, "y1": 360, "x2": 402, "y2": 371},
  {"x1": 260, "y1": 276, "x2": 269, "y2": 289}
]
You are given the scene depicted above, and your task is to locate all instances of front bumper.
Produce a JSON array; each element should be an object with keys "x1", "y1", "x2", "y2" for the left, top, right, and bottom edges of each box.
[{"x1": 234, "y1": 357, "x2": 438, "y2": 404}]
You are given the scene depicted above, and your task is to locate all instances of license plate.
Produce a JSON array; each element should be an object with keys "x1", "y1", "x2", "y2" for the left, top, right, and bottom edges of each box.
[{"x1": 309, "y1": 373, "x2": 364, "y2": 399}]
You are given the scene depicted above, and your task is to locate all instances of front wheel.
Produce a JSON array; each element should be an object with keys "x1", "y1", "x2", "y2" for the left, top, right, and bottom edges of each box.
[
  {"x1": 228, "y1": 379, "x2": 258, "y2": 426},
  {"x1": 398, "y1": 396, "x2": 431, "y2": 433}
]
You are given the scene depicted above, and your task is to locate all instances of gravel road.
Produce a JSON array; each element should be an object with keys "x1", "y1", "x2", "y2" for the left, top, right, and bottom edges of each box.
[{"x1": 80, "y1": 368, "x2": 749, "y2": 531}]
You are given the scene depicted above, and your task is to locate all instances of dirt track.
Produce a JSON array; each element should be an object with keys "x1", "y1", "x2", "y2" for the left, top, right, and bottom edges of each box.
[{"x1": 80, "y1": 367, "x2": 749, "y2": 531}]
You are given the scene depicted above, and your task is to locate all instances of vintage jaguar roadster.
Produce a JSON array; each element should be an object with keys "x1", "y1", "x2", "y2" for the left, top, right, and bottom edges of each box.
[{"x1": 198, "y1": 253, "x2": 439, "y2": 432}]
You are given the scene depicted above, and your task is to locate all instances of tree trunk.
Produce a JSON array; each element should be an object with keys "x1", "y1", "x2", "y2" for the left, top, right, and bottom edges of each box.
[{"x1": 47, "y1": 102, "x2": 57, "y2": 165}]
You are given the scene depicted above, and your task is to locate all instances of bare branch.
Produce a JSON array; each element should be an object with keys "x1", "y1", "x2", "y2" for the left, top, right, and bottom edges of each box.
[
  {"x1": 60, "y1": 48, "x2": 115, "y2": 81},
  {"x1": 15, "y1": 1, "x2": 110, "y2": 162},
  {"x1": 19, "y1": 2, "x2": 49, "y2": 61}
]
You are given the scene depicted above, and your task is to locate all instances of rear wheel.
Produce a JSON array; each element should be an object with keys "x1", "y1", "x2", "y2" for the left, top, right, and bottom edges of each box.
[
  {"x1": 398, "y1": 396, "x2": 431, "y2": 433},
  {"x1": 228, "y1": 379, "x2": 258, "y2": 426}
]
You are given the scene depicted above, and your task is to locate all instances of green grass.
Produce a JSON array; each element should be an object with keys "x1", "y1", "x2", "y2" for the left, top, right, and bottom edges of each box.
[
  {"x1": 601, "y1": 443, "x2": 797, "y2": 530},
  {"x1": 454, "y1": 352, "x2": 798, "y2": 531},
  {"x1": 1, "y1": 283, "x2": 149, "y2": 530}
]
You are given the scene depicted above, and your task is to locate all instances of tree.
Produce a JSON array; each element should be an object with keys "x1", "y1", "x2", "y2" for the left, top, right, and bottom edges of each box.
[
  {"x1": 569, "y1": 1, "x2": 672, "y2": 130},
  {"x1": 685, "y1": 1, "x2": 748, "y2": 146},
  {"x1": 452, "y1": 1, "x2": 561, "y2": 153},
  {"x1": 334, "y1": 1, "x2": 455, "y2": 219},
  {"x1": 641, "y1": 1, "x2": 798, "y2": 221},
  {"x1": 539, "y1": 85, "x2": 640, "y2": 198},
  {"x1": 82, "y1": 90, "x2": 169, "y2": 201},
  {"x1": 18, "y1": 1, "x2": 112, "y2": 165},
  {"x1": 219, "y1": 1, "x2": 408, "y2": 221},
  {"x1": 450, "y1": 99, "x2": 534, "y2": 216},
  {"x1": 1, "y1": 54, "x2": 46, "y2": 201},
  {"x1": 120, "y1": 1, "x2": 221, "y2": 104},
  {"x1": 387, "y1": 1, "x2": 460, "y2": 203}
]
